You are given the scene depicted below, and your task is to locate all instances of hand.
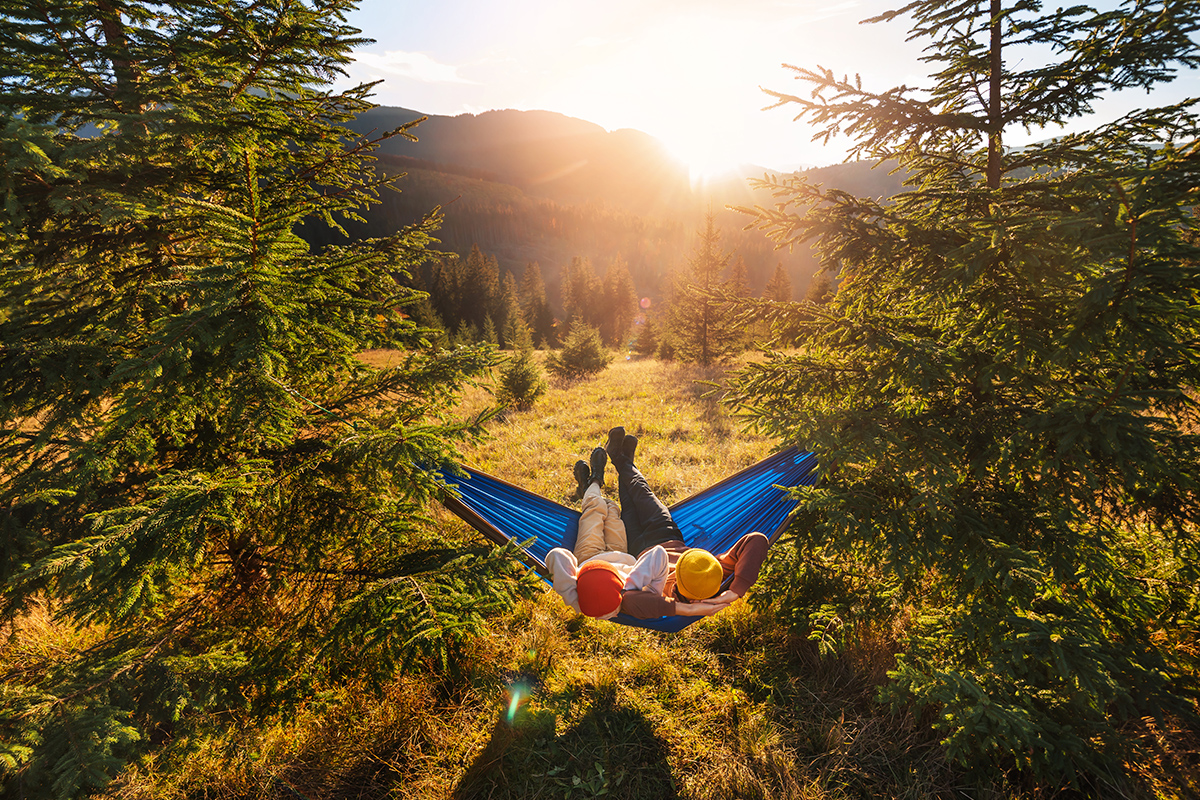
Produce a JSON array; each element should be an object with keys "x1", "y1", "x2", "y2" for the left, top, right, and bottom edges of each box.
[
  {"x1": 709, "y1": 590, "x2": 741, "y2": 606},
  {"x1": 674, "y1": 601, "x2": 727, "y2": 617}
]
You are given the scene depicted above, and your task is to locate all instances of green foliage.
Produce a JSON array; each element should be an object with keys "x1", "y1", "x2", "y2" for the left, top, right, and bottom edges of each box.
[
  {"x1": 632, "y1": 314, "x2": 661, "y2": 357},
  {"x1": 427, "y1": 245, "x2": 504, "y2": 343},
  {"x1": 497, "y1": 270, "x2": 525, "y2": 350},
  {"x1": 481, "y1": 314, "x2": 499, "y2": 346},
  {"x1": 731, "y1": 0, "x2": 1200, "y2": 788},
  {"x1": 401, "y1": 267, "x2": 448, "y2": 343},
  {"x1": 452, "y1": 321, "x2": 483, "y2": 347},
  {"x1": 520, "y1": 261, "x2": 558, "y2": 347},
  {"x1": 463, "y1": 245, "x2": 502, "y2": 333},
  {"x1": 600, "y1": 254, "x2": 639, "y2": 347},
  {"x1": 668, "y1": 212, "x2": 746, "y2": 365},
  {"x1": 560, "y1": 256, "x2": 603, "y2": 328},
  {"x1": 750, "y1": 540, "x2": 898, "y2": 659},
  {"x1": 762, "y1": 262, "x2": 793, "y2": 302},
  {"x1": 0, "y1": 1, "x2": 536, "y2": 795},
  {"x1": 802, "y1": 271, "x2": 833, "y2": 305},
  {"x1": 545, "y1": 324, "x2": 613, "y2": 380},
  {"x1": 728, "y1": 255, "x2": 752, "y2": 298},
  {"x1": 497, "y1": 347, "x2": 548, "y2": 411},
  {"x1": 655, "y1": 334, "x2": 678, "y2": 363},
  {"x1": 507, "y1": 316, "x2": 537, "y2": 354}
]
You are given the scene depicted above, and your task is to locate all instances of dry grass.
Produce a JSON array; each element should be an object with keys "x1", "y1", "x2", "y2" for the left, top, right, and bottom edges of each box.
[
  {"x1": 459, "y1": 356, "x2": 774, "y2": 505},
  {"x1": 13, "y1": 350, "x2": 1195, "y2": 800},
  {"x1": 96, "y1": 352, "x2": 965, "y2": 800},
  {"x1": 0, "y1": 598, "x2": 108, "y2": 676}
]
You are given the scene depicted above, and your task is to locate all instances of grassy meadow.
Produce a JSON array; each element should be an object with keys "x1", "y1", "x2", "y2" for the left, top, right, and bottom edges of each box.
[
  {"x1": 72, "y1": 353, "x2": 972, "y2": 800},
  {"x1": 13, "y1": 352, "x2": 1199, "y2": 799}
]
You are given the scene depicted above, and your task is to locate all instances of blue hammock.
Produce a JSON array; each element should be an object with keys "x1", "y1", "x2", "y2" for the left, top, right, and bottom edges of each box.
[{"x1": 436, "y1": 448, "x2": 818, "y2": 633}]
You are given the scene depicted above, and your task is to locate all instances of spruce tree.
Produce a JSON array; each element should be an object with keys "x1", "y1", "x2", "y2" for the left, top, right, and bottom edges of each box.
[
  {"x1": 600, "y1": 254, "x2": 639, "y2": 347},
  {"x1": 497, "y1": 270, "x2": 525, "y2": 350},
  {"x1": 496, "y1": 329, "x2": 546, "y2": 412},
  {"x1": 481, "y1": 314, "x2": 499, "y2": 346},
  {"x1": 733, "y1": 0, "x2": 1200, "y2": 787},
  {"x1": 559, "y1": 255, "x2": 602, "y2": 331},
  {"x1": 756, "y1": 263, "x2": 799, "y2": 347},
  {"x1": 519, "y1": 261, "x2": 556, "y2": 347},
  {"x1": 429, "y1": 254, "x2": 462, "y2": 331},
  {"x1": 633, "y1": 313, "x2": 661, "y2": 357},
  {"x1": 0, "y1": 1, "x2": 531, "y2": 795},
  {"x1": 669, "y1": 212, "x2": 743, "y2": 365},
  {"x1": 801, "y1": 271, "x2": 834, "y2": 305},
  {"x1": 728, "y1": 255, "x2": 752, "y2": 298},
  {"x1": 544, "y1": 324, "x2": 613, "y2": 380},
  {"x1": 403, "y1": 261, "x2": 448, "y2": 341},
  {"x1": 726, "y1": 255, "x2": 755, "y2": 351},
  {"x1": 762, "y1": 262, "x2": 793, "y2": 302},
  {"x1": 460, "y1": 243, "x2": 500, "y2": 334}
]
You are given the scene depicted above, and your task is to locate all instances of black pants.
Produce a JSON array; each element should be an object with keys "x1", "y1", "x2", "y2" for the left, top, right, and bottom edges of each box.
[{"x1": 613, "y1": 451, "x2": 681, "y2": 557}]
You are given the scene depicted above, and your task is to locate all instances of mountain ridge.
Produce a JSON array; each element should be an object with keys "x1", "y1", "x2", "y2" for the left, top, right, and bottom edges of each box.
[{"x1": 324, "y1": 105, "x2": 906, "y2": 307}]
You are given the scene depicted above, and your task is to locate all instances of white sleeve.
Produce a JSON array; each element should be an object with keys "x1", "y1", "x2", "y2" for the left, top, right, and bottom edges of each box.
[
  {"x1": 623, "y1": 545, "x2": 669, "y2": 594},
  {"x1": 546, "y1": 547, "x2": 581, "y2": 613}
]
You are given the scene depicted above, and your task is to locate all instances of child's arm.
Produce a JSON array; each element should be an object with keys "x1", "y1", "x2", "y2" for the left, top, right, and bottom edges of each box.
[{"x1": 545, "y1": 547, "x2": 581, "y2": 613}]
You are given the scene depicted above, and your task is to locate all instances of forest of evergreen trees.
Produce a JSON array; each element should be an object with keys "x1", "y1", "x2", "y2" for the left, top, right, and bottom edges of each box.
[
  {"x1": 295, "y1": 124, "x2": 908, "y2": 350},
  {"x1": 403, "y1": 218, "x2": 826, "y2": 360},
  {"x1": 299, "y1": 145, "x2": 903, "y2": 326}
]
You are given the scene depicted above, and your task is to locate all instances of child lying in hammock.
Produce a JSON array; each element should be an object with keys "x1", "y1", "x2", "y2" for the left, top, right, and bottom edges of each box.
[{"x1": 546, "y1": 427, "x2": 769, "y2": 621}]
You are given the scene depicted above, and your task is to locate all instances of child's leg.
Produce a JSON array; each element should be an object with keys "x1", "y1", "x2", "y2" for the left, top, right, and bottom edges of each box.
[
  {"x1": 574, "y1": 482, "x2": 609, "y2": 562},
  {"x1": 602, "y1": 497, "x2": 627, "y2": 553}
]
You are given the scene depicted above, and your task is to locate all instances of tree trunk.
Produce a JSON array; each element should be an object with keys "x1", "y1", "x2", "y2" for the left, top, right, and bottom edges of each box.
[{"x1": 987, "y1": 0, "x2": 1003, "y2": 189}]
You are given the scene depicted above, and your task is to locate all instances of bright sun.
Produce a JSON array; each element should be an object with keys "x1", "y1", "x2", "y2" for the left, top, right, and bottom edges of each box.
[
  {"x1": 663, "y1": 136, "x2": 741, "y2": 185},
  {"x1": 542, "y1": 12, "x2": 756, "y2": 185},
  {"x1": 636, "y1": 16, "x2": 749, "y2": 184}
]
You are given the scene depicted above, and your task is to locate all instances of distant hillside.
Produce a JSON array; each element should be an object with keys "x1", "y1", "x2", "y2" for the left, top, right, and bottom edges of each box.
[
  {"x1": 316, "y1": 106, "x2": 908, "y2": 311},
  {"x1": 345, "y1": 107, "x2": 695, "y2": 216},
  {"x1": 800, "y1": 160, "x2": 908, "y2": 200}
]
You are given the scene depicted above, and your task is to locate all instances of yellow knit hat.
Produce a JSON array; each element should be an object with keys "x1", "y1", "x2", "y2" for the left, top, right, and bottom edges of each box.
[{"x1": 675, "y1": 548, "x2": 722, "y2": 600}]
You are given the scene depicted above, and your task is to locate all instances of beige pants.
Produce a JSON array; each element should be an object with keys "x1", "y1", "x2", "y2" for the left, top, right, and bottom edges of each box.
[{"x1": 574, "y1": 482, "x2": 627, "y2": 562}]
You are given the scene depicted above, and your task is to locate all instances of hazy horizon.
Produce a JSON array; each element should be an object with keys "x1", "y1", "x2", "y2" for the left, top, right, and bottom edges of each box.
[{"x1": 335, "y1": 0, "x2": 1200, "y2": 179}]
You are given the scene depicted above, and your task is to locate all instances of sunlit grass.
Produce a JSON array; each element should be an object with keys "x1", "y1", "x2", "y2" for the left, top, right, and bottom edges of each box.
[
  {"x1": 0, "y1": 598, "x2": 107, "y2": 673},
  {"x1": 60, "y1": 345, "x2": 1200, "y2": 800},
  {"x1": 0, "y1": 348, "x2": 1158, "y2": 800},
  {"x1": 459, "y1": 356, "x2": 774, "y2": 504},
  {"x1": 73, "y1": 352, "x2": 948, "y2": 799}
]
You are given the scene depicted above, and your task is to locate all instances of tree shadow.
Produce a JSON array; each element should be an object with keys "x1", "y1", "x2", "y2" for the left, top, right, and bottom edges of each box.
[{"x1": 452, "y1": 684, "x2": 679, "y2": 799}]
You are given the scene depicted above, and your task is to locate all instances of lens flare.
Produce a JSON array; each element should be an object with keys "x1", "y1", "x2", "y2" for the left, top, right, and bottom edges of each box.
[
  {"x1": 505, "y1": 679, "x2": 533, "y2": 725},
  {"x1": 506, "y1": 688, "x2": 522, "y2": 724}
]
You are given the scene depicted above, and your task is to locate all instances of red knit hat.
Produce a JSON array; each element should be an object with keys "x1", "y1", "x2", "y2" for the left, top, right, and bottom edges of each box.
[{"x1": 576, "y1": 560, "x2": 623, "y2": 618}]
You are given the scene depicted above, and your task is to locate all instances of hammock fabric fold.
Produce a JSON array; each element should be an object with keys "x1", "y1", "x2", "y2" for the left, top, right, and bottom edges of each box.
[{"x1": 436, "y1": 447, "x2": 818, "y2": 633}]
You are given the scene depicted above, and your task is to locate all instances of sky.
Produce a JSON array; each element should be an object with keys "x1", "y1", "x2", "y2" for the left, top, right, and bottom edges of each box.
[{"x1": 333, "y1": 0, "x2": 1199, "y2": 176}]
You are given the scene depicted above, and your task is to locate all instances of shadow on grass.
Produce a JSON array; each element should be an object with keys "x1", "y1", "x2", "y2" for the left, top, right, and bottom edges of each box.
[
  {"x1": 697, "y1": 608, "x2": 960, "y2": 798},
  {"x1": 452, "y1": 684, "x2": 679, "y2": 800}
]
